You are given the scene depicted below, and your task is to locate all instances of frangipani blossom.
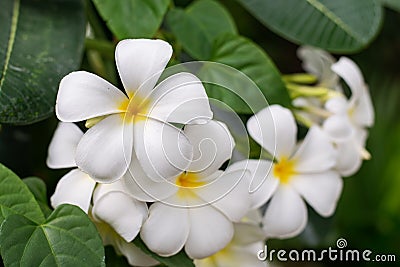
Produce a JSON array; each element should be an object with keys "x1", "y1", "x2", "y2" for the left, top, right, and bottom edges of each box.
[
  {"x1": 123, "y1": 120, "x2": 251, "y2": 259},
  {"x1": 323, "y1": 57, "x2": 374, "y2": 176},
  {"x1": 194, "y1": 210, "x2": 267, "y2": 267},
  {"x1": 56, "y1": 39, "x2": 212, "y2": 183},
  {"x1": 246, "y1": 105, "x2": 343, "y2": 239},
  {"x1": 48, "y1": 122, "x2": 147, "y2": 244}
]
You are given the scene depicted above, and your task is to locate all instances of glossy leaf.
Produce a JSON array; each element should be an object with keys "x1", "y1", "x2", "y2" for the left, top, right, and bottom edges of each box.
[
  {"x1": 0, "y1": 0, "x2": 86, "y2": 124},
  {"x1": 198, "y1": 34, "x2": 291, "y2": 114},
  {"x1": 0, "y1": 164, "x2": 44, "y2": 224},
  {"x1": 236, "y1": 0, "x2": 382, "y2": 52},
  {"x1": 93, "y1": 0, "x2": 170, "y2": 39},
  {"x1": 23, "y1": 176, "x2": 52, "y2": 217},
  {"x1": 133, "y1": 237, "x2": 195, "y2": 267},
  {"x1": 0, "y1": 204, "x2": 105, "y2": 267},
  {"x1": 166, "y1": 0, "x2": 237, "y2": 60}
]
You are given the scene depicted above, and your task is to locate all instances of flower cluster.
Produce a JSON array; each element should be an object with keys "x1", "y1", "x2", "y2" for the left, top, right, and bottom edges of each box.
[{"x1": 47, "y1": 40, "x2": 373, "y2": 266}]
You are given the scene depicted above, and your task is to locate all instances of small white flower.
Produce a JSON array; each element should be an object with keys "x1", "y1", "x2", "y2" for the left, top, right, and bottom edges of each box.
[
  {"x1": 56, "y1": 39, "x2": 213, "y2": 183},
  {"x1": 323, "y1": 57, "x2": 374, "y2": 175},
  {"x1": 194, "y1": 210, "x2": 268, "y2": 267},
  {"x1": 246, "y1": 105, "x2": 343, "y2": 239},
  {"x1": 48, "y1": 122, "x2": 147, "y2": 244},
  {"x1": 123, "y1": 120, "x2": 251, "y2": 259}
]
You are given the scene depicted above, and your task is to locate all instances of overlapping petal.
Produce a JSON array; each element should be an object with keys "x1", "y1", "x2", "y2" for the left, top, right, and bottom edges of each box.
[
  {"x1": 146, "y1": 72, "x2": 213, "y2": 124},
  {"x1": 115, "y1": 39, "x2": 172, "y2": 97},
  {"x1": 227, "y1": 160, "x2": 277, "y2": 209},
  {"x1": 50, "y1": 169, "x2": 96, "y2": 213},
  {"x1": 291, "y1": 171, "x2": 343, "y2": 216},
  {"x1": 76, "y1": 114, "x2": 133, "y2": 183},
  {"x1": 335, "y1": 139, "x2": 363, "y2": 176},
  {"x1": 185, "y1": 120, "x2": 234, "y2": 175},
  {"x1": 247, "y1": 105, "x2": 296, "y2": 158},
  {"x1": 47, "y1": 122, "x2": 83, "y2": 169},
  {"x1": 92, "y1": 183, "x2": 148, "y2": 242},
  {"x1": 141, "y1": 203, "x2": 190, "y2": 257},
  {"x1": 185, "y1": 205, "x2": 234, "y2": 259},
  {"x1": 56, "y1": 71, "x2": 127, "y2": 122},
  {"x1": 262, "y1": 185, "x2": 307, "y2": 239},
  {"x1": 133, "y1": 117, "x2": 193, "y2": 182},
  {"x1": 292, "y1": 126, "x2": 337, "y2": 173}
]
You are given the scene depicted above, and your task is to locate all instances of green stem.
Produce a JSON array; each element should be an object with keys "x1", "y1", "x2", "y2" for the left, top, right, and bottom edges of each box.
[{"x1": 85, "y1": 38, "x2": 115, "y2": 60}]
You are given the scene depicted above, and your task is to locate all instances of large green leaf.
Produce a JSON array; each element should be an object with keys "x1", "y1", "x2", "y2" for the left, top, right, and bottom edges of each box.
[
  {"x1": 166, "y1": 0, "x2": 237, "y2": 60},
  {"x1": 133, "y1": 237, "x2": 194, "y2": 267},
  {"x1": 93, "y1": 0, "x2": 170, "y2": 39},
  {"x1": 198, "y1": 34, "x2": 291, "y2": 114},
  {"x1": 236, "y1": 0, "x2": 382, "y2": 52},
  {"x1": 0, "y1": 164, "x2": 44, "y2": 224},
  {"x1": 0, "y1": 0, "x2": 85, "y2": 124},
  {"x1": 0, "y1": 204, "x2": 105, "y2": 267}
]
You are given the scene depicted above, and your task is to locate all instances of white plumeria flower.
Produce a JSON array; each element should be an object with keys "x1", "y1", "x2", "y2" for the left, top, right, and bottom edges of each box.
[
  {"x1": 47, "y1": 122, "x2": 96, "y2": 213},
  {"x1": 56, "y1": 39, "x2": 213, "y2": 183},
  {"x1": 194, "y1": 210, "x2": 267, "y2": 267},
  {"x1": 246, "y1": 105, "x2": 343, "y2": 239},
  {"x1": 123, "y1": 120, "x2": 251, "y2": 259},
  {"x1": 48, "y1": 122, "x2": 148, "y2": 244},
  {"x1": 323, "y1": 57, "x2": 374, "y2": 176}
]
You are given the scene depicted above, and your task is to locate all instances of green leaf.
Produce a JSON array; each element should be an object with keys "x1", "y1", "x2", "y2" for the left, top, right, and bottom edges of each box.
[
  {"x1": 133, "y1": 237, "x2": 194, "y2": 267},
  {"x1": 0, "y1": 0, "x2": 86, "y2": 125},
  {"x1": 235, "y1": 0, "x2": 383, "y2": 52},
  {"x1": 166, "y1": 0, "x2": 237, "y2": 60},
  {"x1": 198, "y1": 34, "x2": 291, "y2": 114},
  {"x1": 23, "y1": 177, "x2": 52, "y2": 217},
  {"x1": 92, "y1": 0, "x2": 170, "y2": 39},
  {"x1": 381, "y1": 0, "x2": 400, "y2": 12},
  {"x1": 0, "y1": 164, "x2": 44, "y2": 224},
  {"x1": 0, "y1": 204, "x2": 105, "y2": 267}
]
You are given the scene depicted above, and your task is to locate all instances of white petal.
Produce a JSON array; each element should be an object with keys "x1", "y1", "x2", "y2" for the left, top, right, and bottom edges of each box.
[
  {"x1": 47, "y1": 122, "x2": 82, "y2": 169},
  {"x1": 262, "y1": 185, "x2": 307, "y2": 239},
  {"x1": 76, "y1": 114, "x2": 133, "y2": 183},
  {"x1": 292, "y1": 126, "x2": 337, "y2": 173},
  {"x1": 185, "y1": 205, "x2": 234, "y2": 259},
  {"x1": 184, "y1": 120, "x2": 234, "y2": 175},
  {"x1": 50, "y1": 169, "x2": 95, "y2": 213},
  {"x1": 195, "y1": 169, "x2": 251, "y2": 222},
  {"x1": 331, "y1": 57, "x2": 364, "y2": 100},
  {"x1": 291, "y1": 171, "x2": 343, "y2": 217},
  {"x1": 227, "y1": 160, "x2": 278, "y2": 209},
  {"x1": 92, "y1": 186, "x2": 147, "y2": 242},
  {"x1": 122, "y1": 153, "x2": 178, "y2": 202},
  {"x1": 322, "y1": 114, "x2": 354, "y2": 141},
  {"x1": 115, "y1": 39, "x2": 172, "y2": 97},
  {"x1": 146, "y1": 72, "x2": 213, "y2": 124},
  {"x1": 352, "y1": 86, "x2": 374, "y2": 127},
  {"x1": 115, "y1": 240, "x2": 159, "y2": 267},
  {"x1": 297, "y1": 46, "x2": 338, "y2": 88},
  {"x1": 134, "y1": 117, "x2": 193, "y2": 182},
  {"x1": 247, "y1": 105, "x2": 297, "y2": 158},
  {"x1": 335, "y1": 139, "x2": 363, "y2": 176},
  {"x1": 325, "y1": 96, "x2": 348, "y2": 114},
  {"x1": 56, "y1": 71, "x2": 127, "y2": 122},
  {"x1": 141, "y1": 203, "x2": 189, "y2": 257}
]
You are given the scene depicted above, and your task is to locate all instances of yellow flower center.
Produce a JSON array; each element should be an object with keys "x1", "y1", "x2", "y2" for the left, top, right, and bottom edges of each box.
[
  {"x1": 118, "y1": 93, "x2": 150, "y2": 123},
  {"x1": 273, "y1": 157, "x2": 297, "y2": 184},
  {"x1": 175, "y1": 172, "x2": 205, "y2": 199}
]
